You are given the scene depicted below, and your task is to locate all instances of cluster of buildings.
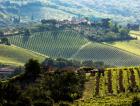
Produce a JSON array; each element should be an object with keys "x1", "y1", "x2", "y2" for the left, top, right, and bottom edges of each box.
[
  {"x1": 44, "y1": 16, "x2": 114, "y2": 29},
  {"x1": 41, "y1": 17, "x2": 93, "y2": 27}
]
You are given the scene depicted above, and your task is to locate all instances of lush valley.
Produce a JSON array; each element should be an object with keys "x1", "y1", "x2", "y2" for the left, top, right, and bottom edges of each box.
[{"x1": 1, "y1": 0, "x2": 140, "y2": 106}]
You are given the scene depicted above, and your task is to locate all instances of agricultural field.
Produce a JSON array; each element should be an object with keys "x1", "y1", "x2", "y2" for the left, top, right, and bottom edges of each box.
[
  {"x1": 72, "y1": 66, "x2": 140, "y2": 106},
  {"x1": 7, "y1": 30, "x2": 140, "y2": 66},
  {"x1": 0, "y1": 44, "x2": 46, "y2": 66},
  {"x1": 72, "y1": 42, "x2": 140, "y2": 66},
  {"x1": 106, "y1": 40, "x2": 140, "y2": 57},
  {"x1": 130, "y1": 30, "x2": 140, "y2": 40},
  {"x1": 130, "y1": 31, "x2": 140, "y2": 35},
  {"x1": 8, "y1": 30, "x2": 88, "y2": 58}
]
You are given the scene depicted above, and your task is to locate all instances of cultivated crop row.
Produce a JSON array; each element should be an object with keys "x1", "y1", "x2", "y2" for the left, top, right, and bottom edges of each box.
[{"x1": 93, "y1": 67, "x2": 140, "y2": 97}]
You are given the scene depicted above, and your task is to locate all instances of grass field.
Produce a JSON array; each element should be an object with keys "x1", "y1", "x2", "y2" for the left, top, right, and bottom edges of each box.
[
  {"x1": 72, "y1": 66, "x2": 140, "y2": 106},
  {"x1": 7, "y1": 30, "x2": 140, "y2": 66},
  {"x1": 106, "y1": 40, "x2": 140, "y2": 56},
  {"x1": 130, "y1": 31, "x2": 140, "y2": 35},
  {"x1": 0, "y1": 44, "x2": 46, "y2": 66},
  {"x1": 130, "y1": 31, "x2": 140, "y2": 40}
]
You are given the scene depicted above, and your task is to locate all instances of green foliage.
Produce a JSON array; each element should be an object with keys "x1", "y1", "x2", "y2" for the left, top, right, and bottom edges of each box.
[
  {"x1": 111, "y1": 23, "x2": 119, "y2": 33},
  {"x1": 119, "y1": 28, "x2": 129, "y2": 37},
  {"x1": 41, "y1": 19, "x2": 57, "y2": 25},
  {"x1": 82, "y1": 60, "x2": 94, "y2": 67},
  {"x1": 0, "y1": 37, "x2": 10, "y2": 45},
  {"x1": 43, "y1": 70, "x2": 86, "y2": 102},
  {"x1": 101, "y1": 18, "x2": 111, "y2": 28},
  {"x1": 42, "y1": 58, "x2": 54, "y2": 66},
  {"x1": 93, "y1": 61, "x2": 105, "y2": 68},
  {"x1": 0, "y1": 31, "x2": 4, "y2": 36},
  {"x1": 0, "y1": 57, "x2": 85, "y2": 105},
  {"x1": 23, "y1": 29, "x2": 31, "y2": 43},
  {"x1": 21, "y1": 84, "x2": 54, "y2": 106},
  {"x1": 42, "y1": 58, "x2": 81, "y2": 71},
  {"x1": 34, "y1": 100, "x2": 53, "y2": 106},
  {"x1": 16, "y1": 96, "x2": 32, "y2": 106},
  {"x1": 24, "y1": 59, "x2": 41, "y2": 79},
  {"x1": 0, "y1": 82, "x2": 21, "y2": 104},
  {"x1": 24, "y1": 29, "x2": 30, "y2": 36},
  {"x1": 2, "y1": 59, "x2": 140, "y2": 106},
  {"x1": 55, "y1": 58, "x2": 74, "y2": 68}
]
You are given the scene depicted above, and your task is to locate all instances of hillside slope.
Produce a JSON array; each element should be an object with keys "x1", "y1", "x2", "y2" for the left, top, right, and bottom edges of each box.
[
  {"x1": 72, "y1": 42, "x2": 140, "y2": 66},
  {"x1": 8, "y1": 31, "x2": 88, "y2": 59},
  {"x1": 72, "y1": 66, "x2": 140, "y2": 106},
  {"x1": 0, "y1": 44, "x2": 46, "y2": 66},
  {"x1": 1, "y1": 0, "x2": 140, "y2": 24},
  {"x1": 7, "y1": 31, "x2": 140, "y2": 66},
  {"x1": 106, "y1": 40, "x2": 140, "y2": 56}
]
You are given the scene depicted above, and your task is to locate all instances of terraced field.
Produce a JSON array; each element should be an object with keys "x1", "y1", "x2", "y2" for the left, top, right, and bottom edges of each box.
[
  {"x1": 0, "y1": 44, "x2": 45, "y2": 66},
  {"x1": 72, "y1": 66, "x2": 140, "y2": 106},
  {"x1": 8, "y1": 31, "x2": 140, "y2": 66}
]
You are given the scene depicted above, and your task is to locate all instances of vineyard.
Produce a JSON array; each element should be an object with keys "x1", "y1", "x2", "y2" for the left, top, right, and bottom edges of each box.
[
  {"x1": 7, "y1": 30, "x2": 140, "y2": 66},
  {"x1": 72, "y1": 42, "x2": 140, "y2": 66},
  {"x1": 8, "y1": 30, "x2": 88, "y2": 58},
  {"x1": 73, "y1": 66, "x2": 140, "y2": 106}
]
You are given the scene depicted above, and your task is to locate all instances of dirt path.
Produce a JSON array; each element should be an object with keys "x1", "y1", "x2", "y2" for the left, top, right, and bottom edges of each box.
[
  {"x1": 82, "y1": 77, "x2": 95, "y2": 100},
  {"x1": 70, "y1": 42, "x2": 92, "y2": 59}
]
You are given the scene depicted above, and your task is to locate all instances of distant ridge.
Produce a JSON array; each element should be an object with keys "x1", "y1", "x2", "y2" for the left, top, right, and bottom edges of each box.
[{"x1": 0, "y1": 0, "x2": 140, "y2": 24}]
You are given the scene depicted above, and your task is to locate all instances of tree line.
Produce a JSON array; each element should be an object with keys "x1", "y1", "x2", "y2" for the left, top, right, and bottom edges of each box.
[{"x1": 0, "y1": 59, "x2": 86, "y2": 106}]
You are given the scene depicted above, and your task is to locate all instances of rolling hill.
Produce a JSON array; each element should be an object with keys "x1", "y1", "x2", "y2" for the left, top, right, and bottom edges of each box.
[
  {"x1": 1, "y1": 0, "x2": 140, "y2": 24},
  {"x1": 0, "y1": 44, "x2": 46, "y2": 66},
  {"x1": 8, "y1": 31, "x2": 88, "y2": 59},
  {"x1": 71, "y1": 42, "x2": 140, "y2": 66},
  {"x1": 7, "y1": 31, "x2": 140, "y2": 66},
  {"x1": 105, "y1": 40, "x2": 140, "y2": 56}
]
